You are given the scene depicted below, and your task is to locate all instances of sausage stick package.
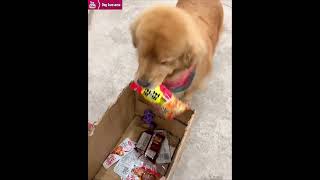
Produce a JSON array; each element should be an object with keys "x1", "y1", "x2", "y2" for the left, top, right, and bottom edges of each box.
[
  {"x1": 136, "y1": 131, "x2": 153, "y2": 153},
  {"x1": 145, "y1": 130, "x2": 166, "y2": 163}
]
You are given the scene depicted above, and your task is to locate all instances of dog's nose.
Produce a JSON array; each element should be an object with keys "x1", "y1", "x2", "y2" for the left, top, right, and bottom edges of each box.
[{"x1": 137, "y1": 79, "x2": 150, "y2": 87}]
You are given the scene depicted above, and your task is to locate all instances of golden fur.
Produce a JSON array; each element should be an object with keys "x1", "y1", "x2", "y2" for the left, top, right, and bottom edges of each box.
[{"x1": 131, "y1": 0, "x2": 223, "y2": 102}]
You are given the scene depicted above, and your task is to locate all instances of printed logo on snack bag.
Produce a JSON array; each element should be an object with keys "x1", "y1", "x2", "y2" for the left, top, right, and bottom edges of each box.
[{"x1": 88, "y1": 0, "x2": 122, "y2": 10}]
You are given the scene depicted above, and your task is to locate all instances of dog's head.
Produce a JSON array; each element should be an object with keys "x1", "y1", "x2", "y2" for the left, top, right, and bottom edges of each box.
[{"x1": 130, "y1": 6, "x2": 205, "y2": 88}]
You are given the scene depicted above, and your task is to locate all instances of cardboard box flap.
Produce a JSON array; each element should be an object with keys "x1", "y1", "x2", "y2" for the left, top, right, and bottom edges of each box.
[
  {"x1": 166, "y1": 110, "x2": 196, "y2": 179},
  {"x1": 88, "y1": 86, "x2": 135, "y2": 180}
]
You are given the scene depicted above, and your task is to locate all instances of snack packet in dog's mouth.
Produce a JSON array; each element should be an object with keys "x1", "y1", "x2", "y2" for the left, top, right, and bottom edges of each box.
[
  {"x1": 103, "y1": 138, "x2": 136, "y2": 169},
  {"x1": 130, "y1": 81, "x2": 189, "y2": 120}
]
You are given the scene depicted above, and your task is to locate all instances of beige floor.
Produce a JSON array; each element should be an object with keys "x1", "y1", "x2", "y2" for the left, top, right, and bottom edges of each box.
[{"x1": 89, "y1": 0, "x2": 232, "y2": 179}]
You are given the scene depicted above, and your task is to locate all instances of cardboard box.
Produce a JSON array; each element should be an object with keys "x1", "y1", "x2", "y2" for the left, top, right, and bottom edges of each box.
[{"x1": 88, "y1": 83, "x2": 195, "y2": 180}]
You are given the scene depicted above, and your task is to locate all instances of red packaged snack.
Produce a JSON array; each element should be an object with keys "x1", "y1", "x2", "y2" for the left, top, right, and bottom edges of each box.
[
  {"x1": 125, "y1": 166, "x2": 161, "y2": 180},
  {"x1": 145, "y1": 131, "x2": 166, "y2": 163}
]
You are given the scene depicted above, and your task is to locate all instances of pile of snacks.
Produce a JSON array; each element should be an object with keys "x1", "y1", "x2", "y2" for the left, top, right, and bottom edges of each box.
[{"x1": 102, "y1": 110, "x2": 179, "y2": 180}]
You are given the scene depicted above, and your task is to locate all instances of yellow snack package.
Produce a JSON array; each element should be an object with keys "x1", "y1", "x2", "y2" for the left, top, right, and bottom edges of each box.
[{"x1": 130, "y1": 82, "x2": 189, "y2": 120}]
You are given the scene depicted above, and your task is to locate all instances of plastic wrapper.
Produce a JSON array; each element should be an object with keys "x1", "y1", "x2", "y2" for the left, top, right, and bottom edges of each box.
[
  {"x1": 125, "y1": 155, "x2": 161, "y2": 180},
  {"x1": 136, "y1": 131, "x2": 153, "y2": 153},
  {"x1": 156, "y1": 145, "x2": 176, "y2": 176},
  {"x1": 156, "y1": 134, "x2": 171, "y2": 164},
  {"x1": 114, "y1": 150, "x2": 140, "y2": 178},
  {"x1": 103, "y1": 138, "x2": 136, "y2": 169},
  {"x1": 114, "y1": 149, "x2": 161, "y2": 180},
  {"x1": 145, "y1": 130, "x2": 166, "y2": 162}
]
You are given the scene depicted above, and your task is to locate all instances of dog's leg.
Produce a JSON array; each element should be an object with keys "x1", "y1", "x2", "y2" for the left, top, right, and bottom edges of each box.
[
  {"x1": 181, "y1": 82, "x2": 198, "y2": 104},
  {"x1": 180, "y1": 74, "x2": 202, "y2": 104}
]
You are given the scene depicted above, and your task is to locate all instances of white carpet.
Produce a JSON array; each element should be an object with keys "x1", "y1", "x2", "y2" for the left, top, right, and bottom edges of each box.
[{"x1": 89, "y1": 0, "x2": 232, "y2": 179}]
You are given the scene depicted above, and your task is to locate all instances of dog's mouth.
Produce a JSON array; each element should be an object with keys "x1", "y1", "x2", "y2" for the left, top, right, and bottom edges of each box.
[
  {"x1": 136, "y1": 74, "x2": 167, "y2": 89},
  {"x1": 144, "y1": 80, "x2": 162, "y2": 89}
]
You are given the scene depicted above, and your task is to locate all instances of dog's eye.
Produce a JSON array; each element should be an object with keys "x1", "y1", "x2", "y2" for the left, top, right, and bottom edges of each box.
[{"x1": 160, "y1": 61, "x2": 168, "y2": 65}]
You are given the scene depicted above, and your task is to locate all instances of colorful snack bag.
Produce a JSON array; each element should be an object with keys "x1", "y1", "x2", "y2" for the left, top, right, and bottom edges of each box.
[
  {"x1": 103, "y1": 138, "x2": 136, "y2": 169},
  {"x1": 130, "y1": 82, "x2": 189, "y2": 120}
]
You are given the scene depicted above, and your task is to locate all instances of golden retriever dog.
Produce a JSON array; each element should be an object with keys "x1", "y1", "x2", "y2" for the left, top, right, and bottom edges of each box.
[{"x1": 131, "y1": 0, "x2": 223, "y2": 103}]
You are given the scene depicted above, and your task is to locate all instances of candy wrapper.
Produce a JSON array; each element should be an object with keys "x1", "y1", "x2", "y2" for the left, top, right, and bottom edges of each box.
[
  {"x1": 103, "y1": 138, "x2": 136, "y2": 169},
  {"x1": 130, "y1": 81, "x2": 189, "y2": 120}
]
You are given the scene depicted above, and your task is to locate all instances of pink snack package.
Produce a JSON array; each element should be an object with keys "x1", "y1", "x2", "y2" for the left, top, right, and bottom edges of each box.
[{"x1": 103, "y1": 138, "x2": 136, "y2": 169}]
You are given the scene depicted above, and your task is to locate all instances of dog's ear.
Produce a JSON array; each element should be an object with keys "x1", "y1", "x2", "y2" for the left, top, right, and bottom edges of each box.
[
  {"x1": 130, "y1": 16, "x2": 141, "y2": 48},
  {"x1": 181, "y1": 45, "x2": 193, "y2": 68},
  {"x1": 182, "y1": 39, "x2": 207, "y2": 68},
  {"x1": 130, "y1": 22, "x2": 137, "y2": 48}
]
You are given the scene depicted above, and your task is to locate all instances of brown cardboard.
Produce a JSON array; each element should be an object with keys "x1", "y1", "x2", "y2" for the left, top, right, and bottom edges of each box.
[
  {"x1": 88, "y1": 86, "x2": 135, "y2": 179},
  {"x1": 88, "y1": 83, "x2": 195, "y2": 180}
]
